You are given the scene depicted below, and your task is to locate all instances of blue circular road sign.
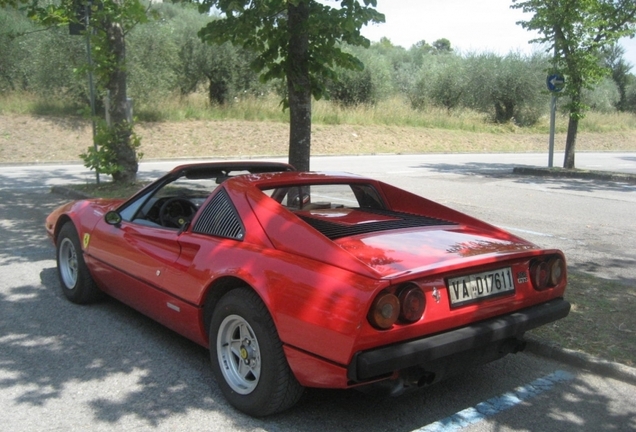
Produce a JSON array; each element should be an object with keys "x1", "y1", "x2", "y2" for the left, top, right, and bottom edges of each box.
[{"x1": 547, "y1": 74, "x2": 565, "y2": 92}]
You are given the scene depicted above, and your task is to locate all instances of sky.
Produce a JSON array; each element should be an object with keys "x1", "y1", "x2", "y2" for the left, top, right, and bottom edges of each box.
[{"x1": 358, "y1": 0, "x2": 636, "y2": 68}]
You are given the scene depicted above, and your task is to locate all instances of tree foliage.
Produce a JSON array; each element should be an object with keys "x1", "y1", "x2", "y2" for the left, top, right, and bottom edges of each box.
[
  {"x1": 512, "y1": 0, "x2": 636, "y2": 168},
  {"x1": 196, "y1": 0, "x2": 384, "y2": 171},
  {"x1": 0, "y1": 7, "x2": 38, "y2": 92}
]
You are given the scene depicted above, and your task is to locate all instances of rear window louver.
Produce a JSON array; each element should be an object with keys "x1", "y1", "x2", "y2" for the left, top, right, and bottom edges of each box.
[
  {"x1": 297, "y1": 209, "x2": 457, "y2": 240},
  {"x1": 192, "y1": 189, "x2": 244, "y2": 240}
]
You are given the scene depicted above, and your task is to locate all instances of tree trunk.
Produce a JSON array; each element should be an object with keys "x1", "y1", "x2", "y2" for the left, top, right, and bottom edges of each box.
[
  {"x1": 287, "y1": 1, "x2": 311, "y2": 172},
  {"x1": 106, "y1": 18, "x2": 138, "y2": 183},
  {"x1": 563, "y1": 90, "x2": 581, "y2": 169},
  {"x1": 563, "y1": 115, "x2": 578, "y2": 169},
  {"x1": 209, "y1": 77, "x2": 228, "y2": 105}
]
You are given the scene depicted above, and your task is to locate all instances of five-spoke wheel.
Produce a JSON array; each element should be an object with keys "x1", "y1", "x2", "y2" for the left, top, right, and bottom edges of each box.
[
  {"x1": 209, "y1": 288, "x2": 303, "y2": 416},
  {"x1": 56, "y1": 222, "x2": 102, "y2": 304},
  {"x1": 216, "y1": 314, "x2": 262, "y2": 394}
]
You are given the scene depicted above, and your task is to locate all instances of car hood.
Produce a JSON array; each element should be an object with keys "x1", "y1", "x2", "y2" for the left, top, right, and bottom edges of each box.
[
  {"x1": 333, "y1": 225, "x2": 538, "y2": 278},
  {"x1": 46, "y1": 198, "x2": 125, "y2": 239}
]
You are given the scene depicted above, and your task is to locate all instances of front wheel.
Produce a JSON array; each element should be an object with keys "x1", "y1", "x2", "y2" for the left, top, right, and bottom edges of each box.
[
  {"x1": 56, "y1": 222, "x2": 102, "y2": 304},
  {"x1": 209, "y1": 288, "x2": 303, "y2": 416}
]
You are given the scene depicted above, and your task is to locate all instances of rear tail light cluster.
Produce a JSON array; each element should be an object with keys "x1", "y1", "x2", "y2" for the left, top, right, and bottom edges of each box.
[
  {"x1": 368, "y1": 284, "x2": 425, "y2": 330},
  {"x1": 529, "y1": 255, "x2": 566, "y2": 291}
]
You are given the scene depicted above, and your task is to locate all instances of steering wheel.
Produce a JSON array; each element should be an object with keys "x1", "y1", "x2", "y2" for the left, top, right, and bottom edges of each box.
[{"x1": 159, "y1": 197, "x2": 198, "y2": 228}]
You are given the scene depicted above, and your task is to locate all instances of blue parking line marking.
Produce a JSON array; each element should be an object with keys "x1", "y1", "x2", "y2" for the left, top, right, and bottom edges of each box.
[{"x1": 412, "y1": 370, "x2": 574, "y2": 432}]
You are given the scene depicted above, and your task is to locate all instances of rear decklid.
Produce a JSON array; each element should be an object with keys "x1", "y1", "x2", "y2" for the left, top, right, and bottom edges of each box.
[{"x1": 298, "y1": 208, "x2": 539, "y2": 278}]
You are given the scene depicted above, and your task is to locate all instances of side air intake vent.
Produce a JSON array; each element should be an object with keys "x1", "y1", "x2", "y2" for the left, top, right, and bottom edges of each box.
[{"x1": 193, "y1": 189, "x2": 244, "y2": 240}]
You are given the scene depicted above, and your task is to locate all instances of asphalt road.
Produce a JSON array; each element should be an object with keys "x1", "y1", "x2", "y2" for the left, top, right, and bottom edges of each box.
[{"x1": 1, "y1": 153, "x2": 635, "y2": 431}]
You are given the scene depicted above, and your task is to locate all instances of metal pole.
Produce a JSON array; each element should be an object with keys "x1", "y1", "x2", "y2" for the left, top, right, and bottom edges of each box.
[
  {"x1": 549, "y1": 28, "x2": 557, "y2": 169},
  {"x1": 548, "y1": 95, "x2": 556, "y2": 168},
  {"x1": 85, "y1": 1, "x2": 100, "y2": 185}
]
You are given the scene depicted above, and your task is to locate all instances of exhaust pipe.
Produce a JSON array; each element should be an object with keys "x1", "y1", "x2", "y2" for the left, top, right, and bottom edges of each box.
[{"x1": 499, "y1": 338, "x2": 527, "y2": 355}]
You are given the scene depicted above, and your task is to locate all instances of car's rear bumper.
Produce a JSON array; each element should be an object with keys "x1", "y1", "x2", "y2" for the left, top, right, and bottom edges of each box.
[{"x1": 347, "y1": 298, "x2": 571, "y2": 382}]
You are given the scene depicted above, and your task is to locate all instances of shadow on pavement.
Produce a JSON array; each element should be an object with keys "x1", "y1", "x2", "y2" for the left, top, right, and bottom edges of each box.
[{"x1": 412, "y1": 162, "x2": 636, "y2": 193}]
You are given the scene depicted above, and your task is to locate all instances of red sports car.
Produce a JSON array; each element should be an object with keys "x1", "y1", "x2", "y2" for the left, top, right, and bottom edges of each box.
[{"x1": 46, "y1": 161, "x2": 570, "y2": 416}]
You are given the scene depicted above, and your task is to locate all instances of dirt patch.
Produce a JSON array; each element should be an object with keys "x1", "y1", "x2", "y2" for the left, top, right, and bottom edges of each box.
[{"x1": 2, "y1": 114, "x2": 636, "y2": 164}]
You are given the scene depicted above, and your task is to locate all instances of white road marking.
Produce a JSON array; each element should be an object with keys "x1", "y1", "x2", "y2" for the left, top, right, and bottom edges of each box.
[{"x1": 412, "y1": 370, "x2": 574, "y2": 432}]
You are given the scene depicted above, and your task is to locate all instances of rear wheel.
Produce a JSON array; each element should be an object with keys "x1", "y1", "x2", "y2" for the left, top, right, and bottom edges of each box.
[
  {"x1": 56, "y1": 222, "x2": 102, "y2": 304},
  {"x1": 209, "y1": 288, "x2": 303, "y2": 416}
]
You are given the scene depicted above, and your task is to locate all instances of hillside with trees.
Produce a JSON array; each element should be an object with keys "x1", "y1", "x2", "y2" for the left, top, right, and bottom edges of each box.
[
  {"x1": 4, "y1": 3, "x2": 636, "y2": 118},
  {"x1": 1, "y1": 2, "x2": 636, "y2": 167}
]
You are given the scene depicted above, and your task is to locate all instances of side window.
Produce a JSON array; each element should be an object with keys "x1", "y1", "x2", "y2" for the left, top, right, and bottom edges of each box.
[
  {"x1": 192, "y1": 189, "x2": 245, "y2": 240},
  {"x1": 119, "y1": 188, "x2": 155, "y2": 222}
]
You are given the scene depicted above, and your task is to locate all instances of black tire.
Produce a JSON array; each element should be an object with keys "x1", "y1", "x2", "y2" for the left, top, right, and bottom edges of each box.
[
  {"x1": 209, "y1": 288, "x2": 304, "y2": 416},
  {"x1": 56, "y1": 222, "x2": 103, "y2": 304}
]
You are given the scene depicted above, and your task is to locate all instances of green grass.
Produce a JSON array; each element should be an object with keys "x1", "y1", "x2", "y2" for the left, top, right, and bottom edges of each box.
[
  {"x1": 576, "y1": 110, "x2": 636, "y2": 132},
  {"x1": 134, "y1": 92, "x2": 291, "y2": 123},
  {"x1": 0, "y1": 92, "x2": 83, "y2": 116},
  {"x1": 4, "y1": 91, "x2": 636, "y2": 134},
  {"x1": 529, "y1": 272, "x2": 636, "y2": 367},
  {"x1": 127, "y1": 93, "x2": 636, "y2": 134}
]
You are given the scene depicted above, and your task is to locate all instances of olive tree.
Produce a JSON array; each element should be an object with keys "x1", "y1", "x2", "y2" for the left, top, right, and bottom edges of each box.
[
  {"x1": 328, "y1": 44, "x2": 393, "y2": 106},
  {"x1": 601, "y1": 43, "x2": 634, "y2": 111},
  {"x1": 464, "y1": 52, "x2": 548, "y2": 125},
  {"x1": 0, "y1": 7, "x2": 36, "y2": 92},
  {"x1": 406, "y1": 54, "x2": 465, "y2": 111}
]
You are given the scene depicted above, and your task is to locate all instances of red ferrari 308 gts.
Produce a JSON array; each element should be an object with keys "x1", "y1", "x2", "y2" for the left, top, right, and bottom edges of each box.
[{"x1": 46, "y1": 161, "x2": 570, "y2": 416}]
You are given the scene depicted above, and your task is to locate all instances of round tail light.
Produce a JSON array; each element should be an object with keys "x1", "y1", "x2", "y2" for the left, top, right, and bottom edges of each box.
[
  {"x1": 398, "y1": 284, "x2": 425, "y2": 323},
  {"x1": 530, "y1": 260, "x2": 549, "y2": 290},
  {"x1": 548, "y1": 257, "x2": 565, "y2": 286},
  {"x1": 368, "y1": 292, "x2": 400, "y2": 329}
]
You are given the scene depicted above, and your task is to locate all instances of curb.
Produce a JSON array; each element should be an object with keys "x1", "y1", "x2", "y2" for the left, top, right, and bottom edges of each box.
[
  {"x1": 525, "y1": 335, "x2": 636, "y2": 385},
  {"x1": 513, "y1": 166, "x2": 636, "y2": 184}
]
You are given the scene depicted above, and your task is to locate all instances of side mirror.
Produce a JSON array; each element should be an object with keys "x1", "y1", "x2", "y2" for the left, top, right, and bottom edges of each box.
[{"x1": 105, "y1": 210, "x2": 122, "y2": 226}]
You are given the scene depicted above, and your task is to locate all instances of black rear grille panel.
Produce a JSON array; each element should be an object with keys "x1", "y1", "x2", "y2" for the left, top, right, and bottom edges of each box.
[{"x1": 297, "y1": 208, "x2": 457, "y2": 240}]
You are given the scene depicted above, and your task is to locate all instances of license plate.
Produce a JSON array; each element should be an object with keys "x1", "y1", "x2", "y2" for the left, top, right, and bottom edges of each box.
[{"x1": 447, "y1": 267, "x2": 515, "y2": 306}]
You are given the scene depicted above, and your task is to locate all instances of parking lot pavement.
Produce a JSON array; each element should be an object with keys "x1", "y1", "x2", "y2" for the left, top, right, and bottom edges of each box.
[{"x1": 1, "y1": 156, "x2": 635, "y2": 431}]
